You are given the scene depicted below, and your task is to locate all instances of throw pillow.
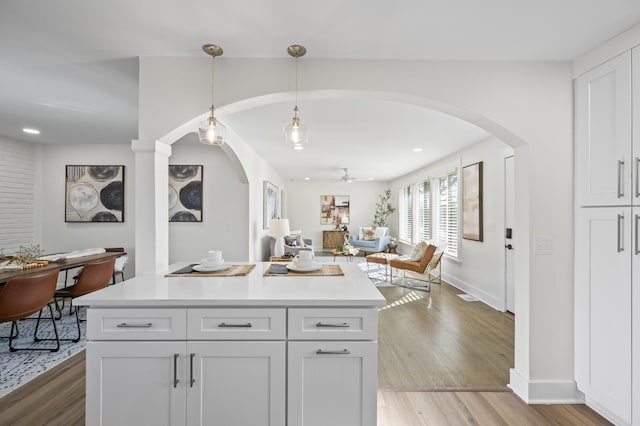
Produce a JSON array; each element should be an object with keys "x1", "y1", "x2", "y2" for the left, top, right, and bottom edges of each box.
[
  {"x1": 375, "y1": 227, "x2": 388, "y2": 238},
  {"x1": 284, "y1": 235, "x2": 302, "y2": 247},
  {"x1": 359, "y1": 226, "x2": 373, "y2": 240},
  {"x1": 409, "y1": 241, "x2": 428, "y2": 261},
  {"x1": 289, "y1": 232, "x2": 305, "y2": 247},
  {"x1": 363, "y1": 228, "x2": 377, "y2": 241}
]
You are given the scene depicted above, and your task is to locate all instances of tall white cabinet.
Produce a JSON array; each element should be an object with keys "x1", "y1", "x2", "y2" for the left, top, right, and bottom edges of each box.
[{"x1": 575, "y1": 48, "x2": 639, "y2": 425}]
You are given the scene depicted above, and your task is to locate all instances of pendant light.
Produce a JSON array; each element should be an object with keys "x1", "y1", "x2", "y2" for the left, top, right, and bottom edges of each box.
[
  {"x1": 283, "y1": 44, "x2": 309, "y2": 150},
  {"x1": 198, "y1": 44, "x2": 227, "y2": 145}
]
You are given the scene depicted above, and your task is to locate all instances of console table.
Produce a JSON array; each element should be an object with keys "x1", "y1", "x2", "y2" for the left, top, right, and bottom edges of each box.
[{"x1": 322, "y1": 230, "x2": 349, "y2": 250}]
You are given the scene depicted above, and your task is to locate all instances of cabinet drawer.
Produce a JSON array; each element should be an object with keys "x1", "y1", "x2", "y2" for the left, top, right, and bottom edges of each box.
[
  {"x1": 288, "y1": 308, "x2": 378, "y2": 340},
  {"x1": 87, "y1": 308, "x2": 187, "y2": 340},
  {"x1": 188, "y1": 308, "x2": 286, "y2": 340}
]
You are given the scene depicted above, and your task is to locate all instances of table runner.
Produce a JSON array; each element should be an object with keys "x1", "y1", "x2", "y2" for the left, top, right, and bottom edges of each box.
[
  {"x1": 263, "y1": 264, "x2": 344, "y2": 277},
  {"x1": 166, "y1": 264, "x2": 255, "y2": 277}
]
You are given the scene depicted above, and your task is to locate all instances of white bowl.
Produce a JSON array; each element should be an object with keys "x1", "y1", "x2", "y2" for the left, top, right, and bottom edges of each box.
[
  {"x1": 200, "y1": 258, "x2": 224, "y2": 268},
  {"x1": 294, "y1": 260, "x2": 313, "y2": 268}
]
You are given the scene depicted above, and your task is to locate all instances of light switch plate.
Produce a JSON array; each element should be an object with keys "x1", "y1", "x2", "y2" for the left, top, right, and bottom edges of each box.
[{"x1": 534, "y1": 236, "x2": 553, "y2": 255}]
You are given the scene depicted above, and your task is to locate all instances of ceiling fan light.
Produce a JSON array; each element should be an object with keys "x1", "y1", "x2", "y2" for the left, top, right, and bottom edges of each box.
[{"x1": 198, "y1": 106, "x2": 227, "y2": 145}]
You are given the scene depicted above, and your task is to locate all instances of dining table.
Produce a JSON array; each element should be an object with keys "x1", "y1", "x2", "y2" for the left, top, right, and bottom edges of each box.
[{"x1": 0, "y1": 251, "x2": 126, "y2": 284}]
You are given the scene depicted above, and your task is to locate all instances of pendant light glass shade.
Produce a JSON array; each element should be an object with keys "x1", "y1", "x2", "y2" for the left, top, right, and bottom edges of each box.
[
  {"x1": 283, "y1": 45, "x2": 308, "y2": 150},
  {"x1": 199, "y1": 44, "x2": 226, "y2": 146},
  {"x1": 283, "y1": 106, "x2": 309, "y2": 150},
  {"x1": 198, "y1": 105, "x2": 227, "y2": 145}
]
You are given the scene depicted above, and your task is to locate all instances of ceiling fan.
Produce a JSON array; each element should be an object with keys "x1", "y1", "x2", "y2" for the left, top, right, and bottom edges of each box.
[{"x1": 329, "y1": 168, "x2": 369, "y2": 183}]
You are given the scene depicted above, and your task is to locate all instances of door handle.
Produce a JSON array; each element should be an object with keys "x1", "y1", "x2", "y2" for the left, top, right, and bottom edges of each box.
[
  {"x1": 505, "y1": 244, "x2": 513, "y2": 250},
  {"x1": 173, "y1": 353, "x2": 179, "y2": 388},
  {"x1": 618, "y1": 160, "x2": 625, "y2": 198},
  {"x1": 316, "y1": 349, "x2": 351, "y2": 355},
  {"x1": 636, "y1": 157, "x2": 640, "y2": 198},
  {"x1": 189, "y1": 353, "x2": 195, "y2": 388},
  {"x1": 618, "y1": 214, "x2": 625, "y2": 253},
  {"x1": 218, "y1": 322, "x2": 252, "y2": 328},
  {"x1": 635, "y1": 215, "x2": 640, "y2": 255}
]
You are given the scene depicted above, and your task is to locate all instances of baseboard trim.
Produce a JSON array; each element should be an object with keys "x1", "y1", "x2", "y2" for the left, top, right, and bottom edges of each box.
[
  {"x1": 508, "y1": 369, "x2": 585, "y2": 404},
  {"x1": 442, "y1": 273, "x2": 503, "y2": 311}
]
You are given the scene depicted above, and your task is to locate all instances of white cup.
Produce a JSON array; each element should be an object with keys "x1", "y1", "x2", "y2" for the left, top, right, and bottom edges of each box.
[
  {"x1": 295, "y1": 250, "x2": 314, "y2": 264},
  {"x1": 207, "y1": 250, "x2": 222, "y2": 262},
  {"x1": 202, "y1": 250, "x2": 223, "y2": 267}
]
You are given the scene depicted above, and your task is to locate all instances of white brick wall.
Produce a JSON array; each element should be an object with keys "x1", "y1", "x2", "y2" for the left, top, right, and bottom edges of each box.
[{"x1": 0, "y1": 137, "x2": 37, "y2": 255}]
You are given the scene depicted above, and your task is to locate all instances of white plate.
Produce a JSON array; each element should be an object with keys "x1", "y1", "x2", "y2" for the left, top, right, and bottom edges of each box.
[
  {"x1": 287, "y1": 262, "x2": 322, "y2": 272},
  {"x1": 193, "y1": 263, "x2": 231, "y2": 272}
]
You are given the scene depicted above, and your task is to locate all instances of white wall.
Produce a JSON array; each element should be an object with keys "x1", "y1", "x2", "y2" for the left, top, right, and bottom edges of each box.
[
  {"x1": 39, "y1": 144, "x2": 136, "y2": 279},
  {"x1": 0, "y1": 136, "x2": 38, "y2": 254},
  {"x1": 137, "y1": 56, "x2": 575, "y2": 401},
  {"x1": 285, "y1": 181, "x2": 390, "y2": 253},
  {"x1": 168, "y1": 140, "x2": 249, "y2": 263},
  {"x1": 391, "y1": 137, "x2": 513, "y2": 310}
]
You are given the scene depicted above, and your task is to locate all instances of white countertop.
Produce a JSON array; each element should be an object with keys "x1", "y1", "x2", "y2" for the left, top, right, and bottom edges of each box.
[{"x1": 74, "y1": 262, "x2": 386, "y2": 308}]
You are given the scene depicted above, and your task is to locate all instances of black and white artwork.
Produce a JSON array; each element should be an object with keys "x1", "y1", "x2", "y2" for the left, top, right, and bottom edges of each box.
[
  {"x1": 65, "y1": 165, "x2": 125, "y2": 222},
  {"x1": 169, "y1": 165, "x2": 203, "y2": 222}
]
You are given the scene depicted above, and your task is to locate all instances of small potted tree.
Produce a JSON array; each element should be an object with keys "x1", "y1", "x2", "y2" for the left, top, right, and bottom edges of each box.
[{"x1": 372, "y1": 189, "x2": 396, "y2": 228}]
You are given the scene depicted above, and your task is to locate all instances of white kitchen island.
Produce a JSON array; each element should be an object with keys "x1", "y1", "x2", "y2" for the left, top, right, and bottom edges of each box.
[{"x1": 75, "y1": 262, "x2": 386, "y2": 426}]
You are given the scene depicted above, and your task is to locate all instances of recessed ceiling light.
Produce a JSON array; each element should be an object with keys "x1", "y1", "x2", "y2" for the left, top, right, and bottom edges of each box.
[
  {"x1": 413, "y1": 147, "x2": 423, "y2": 152},
  {"x1": 23, "y1": 128, "x2": 40, "y2": 135},
  {"x1": 304, "y1": 177, "x2": 310, "y2": 181}
]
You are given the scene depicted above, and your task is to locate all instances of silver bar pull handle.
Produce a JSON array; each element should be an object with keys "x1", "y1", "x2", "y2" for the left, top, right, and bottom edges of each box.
[
  {"x1": 173, "y1": 354, "x2": 179, "y2": 388},
  {"x1": 635, "y1": 215, "x2": 640, "y2": 255},
  {"x1": 618, "y1": 160, "x2": 625, "y2": 198},
  {"x1": 117, "y1": 322, "x2": 153, "y2": 328},
  {"x1": 636, "y1": 157, "x2": 640, "y2": 198},
  {"x1": 618, "y1": 214, "x2": 625, "y2": 253},
  {"x1": 218, "y1": 322, "x2": 252, "y2": 328},
  {"x1": 316, "y1": 322, "x2": 350, "y2": 328},
  {"x1": 316, "y1": 349, "x2": 351, "y2": 355},
  {"x1": 190, "y1": 353, "x2": 195, "y2": 387}
]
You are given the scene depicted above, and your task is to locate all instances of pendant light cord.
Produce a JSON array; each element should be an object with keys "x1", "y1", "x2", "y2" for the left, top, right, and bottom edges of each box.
[
  {"x1": 211, "y1": 55, "x2": 215, "y2": 107},
  {"x1": 295, "y1": 56, "x2": 298, "y2": 108}
]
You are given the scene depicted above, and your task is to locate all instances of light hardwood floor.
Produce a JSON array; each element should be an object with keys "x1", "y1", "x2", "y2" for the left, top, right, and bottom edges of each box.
[{"x1": 0, "y1": 280, "x2": 610, "y2": 425}]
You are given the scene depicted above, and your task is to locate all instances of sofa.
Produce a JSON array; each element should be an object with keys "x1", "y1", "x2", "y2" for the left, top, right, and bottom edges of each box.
[
  {"x1": 269, "y1": 235, "x2": 313, "y2": 257},
  {"x1": 349, "y1": 226, "x2": 391, "y2": 254}
]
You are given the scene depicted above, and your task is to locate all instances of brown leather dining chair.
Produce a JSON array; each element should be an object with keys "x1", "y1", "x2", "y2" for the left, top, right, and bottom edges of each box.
[
  {"x1": 0, "y1": 268, "x2": 60, "y2": 352},
  {"x1": 54, "y1": 257, "x2": 115, "y2": 342}
]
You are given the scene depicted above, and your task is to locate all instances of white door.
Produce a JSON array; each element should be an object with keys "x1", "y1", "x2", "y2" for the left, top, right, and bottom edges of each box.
[
  {"x1": 288, "y1": 341, "x2": 377, "y2": 426},
  {"x1": 504, "y1": 156, "x2": 515, "y2": 313},
  {"x1": 187, "y1": 341, "x2": 285, "y2": 426},
  {"x1": 575, "y1": 51, "x2": 632, "y2": 207},
  {"x1": 574, "y1": 207, "x2": 632, "y2": 424},
  {"x1": 86, "y1": 341, "x2": 187, "y2": 426}
]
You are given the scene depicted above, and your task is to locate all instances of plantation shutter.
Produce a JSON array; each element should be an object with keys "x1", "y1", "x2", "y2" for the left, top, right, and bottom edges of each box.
[
  {"x1": 437, "y1": 170, "x2": 459, "y2": 257},
  {"x1": 447, "y1": 171, "x2": 459, "y2": 256},
  {"x1": 399, "y1": 186, "x2": 413, "y2": 243},
  {"x1": 417, "y1": 180, "x2": 431, "y2": 243}
]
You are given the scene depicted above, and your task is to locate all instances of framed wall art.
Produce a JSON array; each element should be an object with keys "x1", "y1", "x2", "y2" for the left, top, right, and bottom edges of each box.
[
  {"x1": 263, "y1": 180, "x2": 280, "y2": 229},
  {"x1": 65, "y1": 165, "x2": 124, "y2": 222},
  {"x1": 169, "y1": 165, "x2": 203, "y2": 222},
  {"x1": 462, "y1": 161, "x2": 483, "y2": 241},
  {"x1": 320, "y1": 195, "x2": 350, "y2": 225}
]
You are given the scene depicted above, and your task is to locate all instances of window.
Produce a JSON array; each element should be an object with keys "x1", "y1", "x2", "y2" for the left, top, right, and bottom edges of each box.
[
  {"x1": 417, "y1": 180, "x2": 432, "y2": 242},
  {"x1": 397, "y1": 165, "x2": 459, "y2": 257},
  {"x1": 436, "y1": 170, "x2": 459, "y2": 257},
  {"x1": 399, "y1": 185, "x2": 413, "y2": 243}
]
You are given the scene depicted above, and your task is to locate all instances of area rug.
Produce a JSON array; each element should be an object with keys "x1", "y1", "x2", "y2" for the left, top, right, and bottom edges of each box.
[{"x1": 0, "y1": 309, "x2": 86, "y2": 398}]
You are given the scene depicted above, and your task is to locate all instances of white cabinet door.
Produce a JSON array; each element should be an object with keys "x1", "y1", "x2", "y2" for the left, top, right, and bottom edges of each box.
[
  {"x1": 187, "y1": 341, "x2": 285, "y2": 426},
  {"x1": 575, "y1": 207, "x2": 632, "y2": 424},
  {"x1": 575, "y1": 51, "x2": 632, "y2": 206},
  {"x1": 288, "y1": 341, "x2": 377, "y2": 426},
  {"x1": 86, "y1": 341, "x2": 187, "y2": 426}
]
